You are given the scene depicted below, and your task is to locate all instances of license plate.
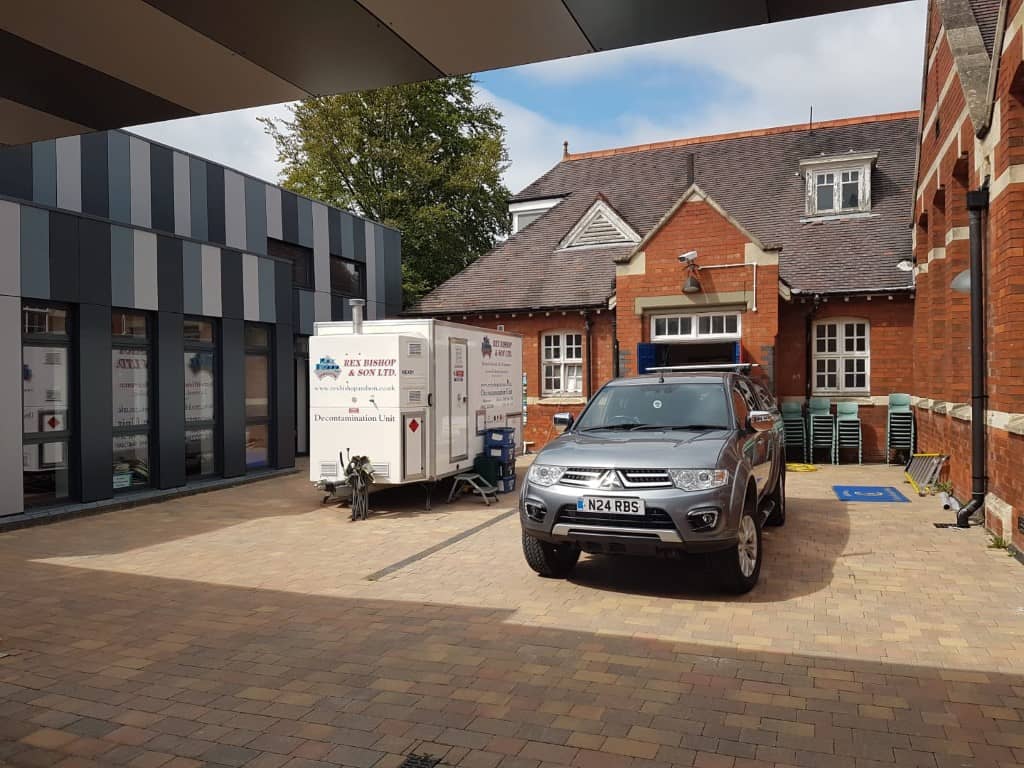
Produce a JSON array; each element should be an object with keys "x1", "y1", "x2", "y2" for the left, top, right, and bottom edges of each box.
[{"x1": 577, "y1": 496, "x2": 645, "y2": 515}]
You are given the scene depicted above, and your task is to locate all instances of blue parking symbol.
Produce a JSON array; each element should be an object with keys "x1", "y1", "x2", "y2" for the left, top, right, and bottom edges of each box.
[{"x1": 833, "y1": 485, "x2": 909, "y2": 503}]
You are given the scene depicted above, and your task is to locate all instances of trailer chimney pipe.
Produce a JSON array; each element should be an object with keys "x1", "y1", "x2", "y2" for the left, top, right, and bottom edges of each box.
[
  {"x1": 349, "y1": 298, "x2": 365, "y2": 334},
  {"x1": 957, "y1": 189, "x2": 989, "y2": 528}
]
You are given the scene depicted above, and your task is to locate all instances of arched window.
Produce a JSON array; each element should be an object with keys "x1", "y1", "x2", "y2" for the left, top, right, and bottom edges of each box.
[
  {"x1": 813, "y1": 318, "x2": 870, "y2": 394},
  {"x1": 541, "y1": 331, "x2": 583, "y2": 396}
]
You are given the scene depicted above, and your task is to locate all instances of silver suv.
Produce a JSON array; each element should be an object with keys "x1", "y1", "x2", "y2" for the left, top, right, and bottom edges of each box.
[{"x1": 520, "y1": 368, "x2": 785, "y2": 593}]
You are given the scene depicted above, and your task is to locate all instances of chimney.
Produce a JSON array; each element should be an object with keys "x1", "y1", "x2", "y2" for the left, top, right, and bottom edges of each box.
[
  {"x1": 685, "y1": 153, "x2": 695, "y2": 185},
  {"x1": 349, "y1": 298, "x2": 365, "y2": 334},
  {"x1": 562, "y1": 140, "x2": 570, "y2": 160}
]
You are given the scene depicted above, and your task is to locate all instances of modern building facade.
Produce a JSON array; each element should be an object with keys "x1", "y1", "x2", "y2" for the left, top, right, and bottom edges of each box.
[
  {"x1": 0, "y1": 130, "x2": 401, "y2": 518},
  {"x1": 411, "y1": 113, "x2": 918, "y2": 461}
]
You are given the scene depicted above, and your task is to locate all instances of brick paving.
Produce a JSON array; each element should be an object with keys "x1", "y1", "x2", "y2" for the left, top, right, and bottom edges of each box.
[{"x1": 0, "y1": 462, "x2": 1023, "y2": 767}]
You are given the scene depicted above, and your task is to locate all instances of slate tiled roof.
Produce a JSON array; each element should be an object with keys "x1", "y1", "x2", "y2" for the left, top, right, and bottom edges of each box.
[
  {"x1": 411, "y1": 112, "x2": 918, "y2": 314},
  {"x1": 969, "y1": 0, "x2": 1002, "y2": 56}
]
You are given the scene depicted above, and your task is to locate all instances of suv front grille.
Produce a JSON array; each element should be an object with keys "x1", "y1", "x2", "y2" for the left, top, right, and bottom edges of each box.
[
  {"x1": 560, "y1": 468, "x2": 674, "y2": 489},
  {"x1": 556, "y1": 505, "x2": 677, "y2": 530}
]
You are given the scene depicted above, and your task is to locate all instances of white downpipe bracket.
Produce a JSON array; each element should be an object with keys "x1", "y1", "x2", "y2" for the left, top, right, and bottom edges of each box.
[{"x1": 695, "y1": 262, "x2": 758, "y2": 312}]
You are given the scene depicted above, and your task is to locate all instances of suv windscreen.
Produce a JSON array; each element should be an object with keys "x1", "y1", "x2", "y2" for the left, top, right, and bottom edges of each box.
[{"x1": 575, "y1": 382, "x2": 731, "y2": 431}]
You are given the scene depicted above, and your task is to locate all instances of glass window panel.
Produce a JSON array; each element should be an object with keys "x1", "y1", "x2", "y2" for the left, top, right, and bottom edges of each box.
[
  {"x1": 23, "y1": 441, "x2": 70, "y2": 506},
  {"x1": 816, "y1": 179, "x2": 835, "y2": 211},
  {"x1": 183, "y1": 318, "x2": 214, "y2": 343},
  {"x1": 725, "y1": 315, "x2": 738, "y2": 334},
  {"x1": 245, "y1": 354, "x2": 269, "y2": 419},
  {"x1": 712, "y1": 316, "x2": 725, "y2": 334},
  {"x1": 565, "y1": 364, "x2": 583, "y2": 393},
  {"x1": 185, "y1": 428, "x2": 216, "y2": 478},
  {"x1": 113, "y1": 433, "x2": 150, "y2": 490},
  {"x1": 111, "y1": 311, "x2": 147, "y2": 338},
  {"x1": 23, "y1": 346, "x2": 70, "y2": 435},
  {"x1": 666, "y1": 317, "x2": 679, "y2": 336},
  {"x1": 654, "y1": 318, "x2": 666, "y2": 336},
  {"x1": 566, "y1": 335, "x2": 582, "y2": 360},
  {"x1": 841, "y1": 180, "x2": 859, "y2": 209},
  {"x1": 245, "y1": 424, "x2": 269, "y2": 469},
  {"x1": 185, "y1": 351, "x2": 216, "y2": 423},
  {"x1": 330, "y1": 257, "x2": 362, "y2": 296},
  {"x1": 245, "y1": 325, "x2": 269, "y2": 348},
  {"x1": 698, "y1": 316, "x2": 711, "y2": 335},
  {"x1": 679, "y1": 317, "x2": 693, "y2": 335},
  {"x1": 543, "y1": 336, "x2": 560, "y2": 360},
  {"x1": 23, "y1": 306, "x2": 69, "y2": 338},
  {"x1": 267, "y1": 238, "x2": 313, "y2": 289},
  {"x1": 112, "y1": 348, "x2": 150, "y2": 428}
]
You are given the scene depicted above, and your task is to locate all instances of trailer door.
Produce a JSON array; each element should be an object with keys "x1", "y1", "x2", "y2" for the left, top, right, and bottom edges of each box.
[{"x1": 449, "y1": 338, "x2": 469, "y2": 463}]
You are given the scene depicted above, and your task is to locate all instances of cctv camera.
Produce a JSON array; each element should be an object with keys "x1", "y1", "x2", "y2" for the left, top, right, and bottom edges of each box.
[{"x1": 678, "y1": 251, "x2": 698, "y2": 263}]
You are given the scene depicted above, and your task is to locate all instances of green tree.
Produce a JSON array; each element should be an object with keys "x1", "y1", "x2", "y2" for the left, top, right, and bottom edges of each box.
[{"x1": 261, "y1": 76, "x2": 510, "y2": 305}]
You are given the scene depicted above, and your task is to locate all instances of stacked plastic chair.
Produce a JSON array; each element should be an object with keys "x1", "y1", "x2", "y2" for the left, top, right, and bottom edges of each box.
[
  {"x1": 808, "y1": 397, "x2": 836, "y2": 464},
  {"x1": 886, "y1": 393, "x2": 915, "y2": 465},
  {"x1": 836, "y1": 402, "x2": 862, "y2": 464},
  {"x1": 781, "y1": 401, "x2": 807, "y2": 462}
]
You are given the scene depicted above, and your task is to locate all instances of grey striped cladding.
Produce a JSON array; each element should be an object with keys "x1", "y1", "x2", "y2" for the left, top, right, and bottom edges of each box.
[
  {"x1": 55, "y1": 136, "x2": 82, "y2": 212},
  {"x1": 0, "y1": 201, "x2": 20, "y2": 298},
  {"x1": 265, "y1": 185, "x2": 282, "y2": 240},
  {"x1": 258, "y1": 256, "x2": 276, "y2": 322},
  {"x1": 189, "y1": 156, "x2": 208, "y2": 241},
  {"x1": 132, "y1": 230, "x2": 158, "y2": 310},
  {"x1": 110, "y1": 225, "x2": 134, "y2": 307},
  {"x1": 20, "y1": 206, "x2": 49, "y2": 299},
  {"x1": 224, "y1": 169, "x2": 246, "y2": 249},
  {"x1": 173, "y1": 152, "x2": 191, "y2": 236},
  {"x1": 107, "y1": 132, "x2": 131, "y2": 223},
  {"x1": 32, "y1": 141, "x2": 57, "y2": 207},
  {"x1": 244, "y1": 178, "x2": 267, "y2": 254},
  {"x1": 201, "y1": 244, "x2": 222, "y2": 317},
  {"x1": 129, "y1": 135, "x2": 151, "y2": 227},
  {"x1": 182, "y1": 241, "x2": 203, "y2": 315}
]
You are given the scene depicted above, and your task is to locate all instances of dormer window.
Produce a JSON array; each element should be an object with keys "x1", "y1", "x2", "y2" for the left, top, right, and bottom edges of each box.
[
  {"x1": 509, "y1": 197, "x2": 562, "y2": 234},
  {"x1": 801, "y1": 152, "x2": 877, "y2": 217}
]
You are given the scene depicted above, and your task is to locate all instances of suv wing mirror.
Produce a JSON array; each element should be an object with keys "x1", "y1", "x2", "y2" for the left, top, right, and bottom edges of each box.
[
  {"x1": 748, "y1": 410, "x2": 774, "y2": 432},
  {"x1": 553, "y1": 412, "x2": 574, "y2": 430}
]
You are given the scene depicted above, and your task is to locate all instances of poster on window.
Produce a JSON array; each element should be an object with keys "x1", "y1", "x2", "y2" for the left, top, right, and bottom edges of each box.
[
  {"x1": 23, "y1": 346, "x2": 68, "y2": 435},
  {"x1": 185, "y1": 351, "x2": 215, "y2": 423},
  {"x1": 112, "y1": 349, "x2": 149, "y2": 428}
]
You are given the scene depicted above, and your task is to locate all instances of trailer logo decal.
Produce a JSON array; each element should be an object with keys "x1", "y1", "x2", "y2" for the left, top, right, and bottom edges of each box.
[
  {"x1": 481, "y1": 336, "x2": 492, "y2": 358},
  {"x1": 315, "y1": 356, "x2": 341, "y2": 379}
]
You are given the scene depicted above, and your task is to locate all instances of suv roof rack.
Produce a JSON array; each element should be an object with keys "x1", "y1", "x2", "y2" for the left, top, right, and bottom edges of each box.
[{"x1": 646, "y1": 364, "x2": 760, "y2": 373}]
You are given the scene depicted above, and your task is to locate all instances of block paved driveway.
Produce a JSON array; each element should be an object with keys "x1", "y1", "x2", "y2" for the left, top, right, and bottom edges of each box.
[{"x1": 1, "y1": 462, "x2": 1023, "y2": 768}]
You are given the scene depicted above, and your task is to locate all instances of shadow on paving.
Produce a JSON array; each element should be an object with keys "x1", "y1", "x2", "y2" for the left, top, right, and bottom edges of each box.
[
  {"x1": 567, "y1": 499, "x2": 851, "y2": 604},
  {"x1": 0, "y1": 555, "x2": 1020, "y2": 768}
]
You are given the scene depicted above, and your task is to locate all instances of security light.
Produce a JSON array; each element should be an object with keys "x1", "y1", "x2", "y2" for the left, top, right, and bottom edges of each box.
[
  {"x1": 951, "y1": 269, "x2": 971, "y2": 294},
  {"x1": 682, "y1": 273, "x2": 702, "y2": 294}
]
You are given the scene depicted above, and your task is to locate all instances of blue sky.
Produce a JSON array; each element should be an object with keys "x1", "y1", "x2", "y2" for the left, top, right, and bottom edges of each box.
[{"x1": 133, "y1": 1, "x2": 927, "y2": 194}]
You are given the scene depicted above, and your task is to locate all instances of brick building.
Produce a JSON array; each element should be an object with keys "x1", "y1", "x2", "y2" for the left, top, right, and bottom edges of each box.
[
  {"x1": 913, "y1": 0, "x2": 1024, "y2": 547},
  {"x1": 411, "y1": 113, "x2": 918, "y2": 457}
]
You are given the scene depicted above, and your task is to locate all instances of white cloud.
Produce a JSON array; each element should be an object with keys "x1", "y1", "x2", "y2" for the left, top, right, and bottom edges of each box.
[
  {"x1": 126, "y1": 1, "x2": 926, "y2": 196},
  {"x1": 492, "y1": 1, "x2": 927, "y2": 192}
]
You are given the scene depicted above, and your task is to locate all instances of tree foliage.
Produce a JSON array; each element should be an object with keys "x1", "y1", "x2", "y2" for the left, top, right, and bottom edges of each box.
[{"x1": 261, "y1": 76, "x2": 510, "y2": 305}]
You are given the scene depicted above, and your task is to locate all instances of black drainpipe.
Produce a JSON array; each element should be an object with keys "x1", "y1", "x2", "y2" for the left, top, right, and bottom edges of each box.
[
  {"x1": 958, "y1": 188, "x2": 989, "y2": 527},
  {"x1": 804, "y1": 295, "x2": 822, "y2": 401},
  {"x1": 583, "y1": 311, "x2": 594, "y2": 398}
]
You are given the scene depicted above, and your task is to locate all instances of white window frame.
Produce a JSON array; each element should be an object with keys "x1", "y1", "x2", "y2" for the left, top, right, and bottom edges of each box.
[
  {"x1": 800, "y1": 152, "x2": 877, "y2": 217},
  {"x1": 650, "y1": 311, "x2": 742, "y2": 342},
  {"x1": 509, "y1": 198, "x2": 562, "y2": 234},
  {"x1": 812, "y1": 318, "x2": 870, "y2": 395},
  {"x1": 541, "y1": 331, "x2": 583, "y2": 396}
]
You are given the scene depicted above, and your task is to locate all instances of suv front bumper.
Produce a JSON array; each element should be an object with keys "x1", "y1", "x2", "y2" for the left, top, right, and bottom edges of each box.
[{"x1": 520, "y1": 480, "x2": 738, "y2": 555}]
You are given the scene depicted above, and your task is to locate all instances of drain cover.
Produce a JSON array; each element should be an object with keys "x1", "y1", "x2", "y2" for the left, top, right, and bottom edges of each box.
[{"x1": 399, "y1": 755, "x2": 441, "y2": 768}]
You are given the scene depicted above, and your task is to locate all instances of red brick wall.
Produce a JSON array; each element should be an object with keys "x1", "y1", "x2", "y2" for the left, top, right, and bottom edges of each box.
[
  {"x1": 451, "y1": 311, "x2": 616, "y2": 449},
  {"x1": 615, "y1": 200, "x2": 779, "y2": 380},
  {"x1": 913, "y1": 1, "x2": 1024, "y2": 547},
  {"x1": 777, "y1": 297, "x2": 915, "y2": 462}
]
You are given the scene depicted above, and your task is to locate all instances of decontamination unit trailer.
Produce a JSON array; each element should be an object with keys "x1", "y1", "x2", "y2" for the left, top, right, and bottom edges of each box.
[{"x1": 308, "y1": 304, "x2": 523, "y2": 490}]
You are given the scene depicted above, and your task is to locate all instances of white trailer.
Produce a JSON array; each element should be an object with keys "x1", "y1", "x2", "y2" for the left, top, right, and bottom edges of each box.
[{"x1": 308, "y1": 303, "x2": 523, "y2": 491}]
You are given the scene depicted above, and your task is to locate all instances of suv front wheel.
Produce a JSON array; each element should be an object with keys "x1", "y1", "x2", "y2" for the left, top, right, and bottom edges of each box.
[
  {"x1": 718, "y1": 496, "x2": 762, "y2": 593},
  {"x1": 522, "y1": 532, "x2": 580, "y2": 578}
]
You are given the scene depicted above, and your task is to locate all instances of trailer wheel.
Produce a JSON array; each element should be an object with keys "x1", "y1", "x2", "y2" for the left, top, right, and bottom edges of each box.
[{"x1": 522, "y1": 532, "x2": 580, "y2": 578}]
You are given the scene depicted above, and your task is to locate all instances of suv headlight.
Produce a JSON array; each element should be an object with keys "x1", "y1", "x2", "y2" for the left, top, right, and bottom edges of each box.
[
  {"x1": 528, "y1": 464, "x2": 566, "y2": 487},
  {"x1": 668, "y1": 469, "x2": 729, "y2": 491}
]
